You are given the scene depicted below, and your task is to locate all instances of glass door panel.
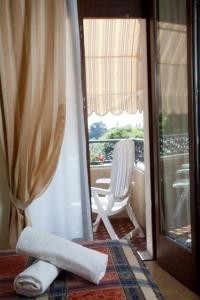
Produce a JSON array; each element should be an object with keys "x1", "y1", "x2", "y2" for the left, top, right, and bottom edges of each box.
[{"x1": 157, "y1": 0, "x2": 191, "y2": 248}]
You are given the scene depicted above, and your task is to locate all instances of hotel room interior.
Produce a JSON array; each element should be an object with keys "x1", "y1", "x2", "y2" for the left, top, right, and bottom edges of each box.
[{"x1": 0, "y1": 0, "x2": 200, "y2": 299}]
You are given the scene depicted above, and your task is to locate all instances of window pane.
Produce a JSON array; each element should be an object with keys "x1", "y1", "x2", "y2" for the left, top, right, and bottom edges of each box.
[{"x1": 157, "y1": 0, "x2": 191, "y2": 248}]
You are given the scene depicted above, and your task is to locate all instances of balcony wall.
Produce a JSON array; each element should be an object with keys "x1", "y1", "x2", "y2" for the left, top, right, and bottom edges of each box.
[{"x1": 90, "y1": 165, "x2": 145, "y2": 230}]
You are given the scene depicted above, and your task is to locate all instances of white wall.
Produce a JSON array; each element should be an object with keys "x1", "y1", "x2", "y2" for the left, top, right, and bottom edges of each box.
[{"x1": 132, "y1": 167, "x2": 145, "y2": 229}]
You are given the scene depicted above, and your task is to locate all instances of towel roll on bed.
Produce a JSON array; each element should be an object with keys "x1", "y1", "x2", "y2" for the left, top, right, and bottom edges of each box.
[
  {"x1": 14, "y1": 259, "x2": 61, "y2": 297},
  {"x1": 16, "y1": 227, "x2": 108, "y2": 285}
]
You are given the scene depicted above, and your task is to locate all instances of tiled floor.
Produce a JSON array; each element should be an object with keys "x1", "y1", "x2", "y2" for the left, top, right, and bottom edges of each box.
[
  {"x1": 168, "y1": 224, "x2": 191, "y2": 249},
  {"x1": 94, "y1": 217, "x2": 200, "y2": 299},
  {"x1": 145, "y1": 261, "x2": 200, "y2": 300},
  {"x1": 93, "y1": 217, "x2": 146, "y2": 251}
]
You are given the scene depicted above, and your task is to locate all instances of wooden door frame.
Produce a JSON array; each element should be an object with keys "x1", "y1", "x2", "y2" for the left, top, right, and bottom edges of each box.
[
  {"x1": 77, "y1": 0, "x2": 147, "y2": 191},
  {"x1": 77, "y1": 0, "x2": 146, "y2": 19},
  {"x1": 148, "y1": 0, "x2": 200, "y2": 291},
  {"x1": 145, "y1": 0, "x2": 159, "y2": 260},
  {"x1": 77, "y1": 0, "x2": 157, "y2": 257},
  {"x1": 191, "y1": 0, "x2": 200, "y2": 292},
  {"x1": 77, "y1": 14, "x2": 91, "y2": 193},
  {"x1": 188, "y1": 0, "x2": 199, "y2": 291}
]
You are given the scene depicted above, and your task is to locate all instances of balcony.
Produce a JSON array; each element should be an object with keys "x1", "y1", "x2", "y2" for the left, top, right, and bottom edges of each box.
[{"x1": 89, "y1": 134, "x2": 189, "y2": 232}]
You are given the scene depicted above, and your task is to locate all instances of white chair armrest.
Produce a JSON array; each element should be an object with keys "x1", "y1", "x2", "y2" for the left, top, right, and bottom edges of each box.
[
  {"x1": 181, "y1": 163, "x2": 189, "y2": 169},
  {"x1": 91, "y1": 187, "x2": 111, "y2": 196},
  {"x1": 176, "y1": 168, "x2": 189, "y2": 175},
  {"x1": 96, "y1": 178, "x2": 111, "y2": 184}
]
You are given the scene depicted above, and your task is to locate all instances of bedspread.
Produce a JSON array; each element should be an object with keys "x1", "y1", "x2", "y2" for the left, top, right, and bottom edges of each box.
[{"x1": 0, "y1": 240, "x2": 163, "y2": 299}]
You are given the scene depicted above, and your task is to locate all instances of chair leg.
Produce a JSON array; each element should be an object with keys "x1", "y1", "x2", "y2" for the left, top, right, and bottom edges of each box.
[
  {"x1": 100, "y1": 213, "x2": 118, "y2": 240},
  {"x1": 93, "y1": 194, "x2": 118, "y2": 240},
  {"x1": 126, "y1": 204, "x2": 145, "y2": 238},
  {"x1": 93, "y1": 215, "x2": 101, "y2": 232}
]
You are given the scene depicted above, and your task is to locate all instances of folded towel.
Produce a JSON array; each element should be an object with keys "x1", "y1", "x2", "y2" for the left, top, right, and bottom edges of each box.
[
  {"x1": 14, "y1": 260, "x2": 61, "y2": 297},
  {"x1": 16, "y1": 227, "x2": 108, "y2": 284}
]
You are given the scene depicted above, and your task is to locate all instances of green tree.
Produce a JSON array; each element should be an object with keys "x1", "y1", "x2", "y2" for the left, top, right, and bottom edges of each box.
[
  {"x1": 102, "y1": 125, "x2": 144, "y2": 139},
  {"x1": 89, "y1": 142, "x2": 104, "y2": 163},
  {"x1": 101, "y1": 125, "x2": 144, "y2": 161},
  {"x1": 89, "y1": 121, "x2": 108, "y2": 139},
  {"x1": 159, "y1": 112, "x2": 188, "y2": 135}
]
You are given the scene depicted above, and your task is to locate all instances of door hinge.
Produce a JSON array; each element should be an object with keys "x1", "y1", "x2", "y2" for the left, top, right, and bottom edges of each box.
[
  {"x1": 79, "y1": 25, "x2": 83, "y2": 39},
  {"x1": 83, "y1": 96, "x2": 86, "y2": 110}
]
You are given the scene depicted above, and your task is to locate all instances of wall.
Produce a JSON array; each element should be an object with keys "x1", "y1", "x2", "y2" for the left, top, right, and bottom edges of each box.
[
  {"x1": 0, "y1": 145, "x2": 10, "y2": 249},
  {"x1": 131, "y1": 167, "x2": 145, "y2": 229},
  {"x1": 90, "y1": 165, "x2": 146, "y2": 229}
]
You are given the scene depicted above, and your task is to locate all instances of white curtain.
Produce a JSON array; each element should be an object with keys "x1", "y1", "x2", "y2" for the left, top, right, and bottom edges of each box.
[{"x1": 28, "y1": 0, "x2": 93, "y2": 241}]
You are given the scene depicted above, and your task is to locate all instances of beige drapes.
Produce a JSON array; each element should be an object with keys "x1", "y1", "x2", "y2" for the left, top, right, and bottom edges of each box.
[
  {"x1": 0, "y1": 0, "x2": 66, "y2": 247},
  {"x1": 83, "y1": 19, "x2": 146, "y2": 116}
]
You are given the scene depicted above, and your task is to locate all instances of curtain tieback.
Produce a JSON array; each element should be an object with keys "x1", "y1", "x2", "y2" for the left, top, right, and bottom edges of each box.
[{"x1": 9, "y1": 191, "x2": 28, "y2": 211}]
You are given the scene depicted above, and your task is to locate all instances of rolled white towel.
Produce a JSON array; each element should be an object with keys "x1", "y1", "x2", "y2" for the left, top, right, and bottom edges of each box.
[
  {"x1": 16, "y1": 227, "x2": 108, "y2": 284},
  {"x1": 14, "y1": 260, "x2": 61, "y2": 297}
]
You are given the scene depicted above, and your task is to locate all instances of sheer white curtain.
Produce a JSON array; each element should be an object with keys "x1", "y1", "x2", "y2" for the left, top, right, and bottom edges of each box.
[{"x1": 28, "y1": 0, "x2": 93, "y2": 241}]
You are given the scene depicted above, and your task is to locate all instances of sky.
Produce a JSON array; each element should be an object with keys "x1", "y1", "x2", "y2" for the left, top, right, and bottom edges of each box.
[{"x1": 88, "y1": 111, "x2": 143, "y2": 129}]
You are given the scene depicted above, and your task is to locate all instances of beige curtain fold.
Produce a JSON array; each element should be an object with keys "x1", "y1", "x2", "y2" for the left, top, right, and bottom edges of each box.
[
  {"x1": 83, "y1": 19, "x2": 146, "y2": 116},
  {"x1": 0, "y1": 0, "x2": 66, "y2": 247}
]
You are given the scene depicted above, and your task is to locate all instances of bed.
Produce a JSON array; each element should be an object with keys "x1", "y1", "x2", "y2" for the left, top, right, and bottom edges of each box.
[{"x1": 0, "y1": 240, "x2": 163, "y2": 299}]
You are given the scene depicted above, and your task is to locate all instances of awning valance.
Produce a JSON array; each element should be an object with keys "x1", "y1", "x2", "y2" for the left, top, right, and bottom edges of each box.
[{"x1": 83, "y1": 19, "x2": 147, "y2": 116}]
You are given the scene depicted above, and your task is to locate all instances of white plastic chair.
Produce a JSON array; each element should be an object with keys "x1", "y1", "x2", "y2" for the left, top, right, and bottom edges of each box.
[
  {"x1": 91, "y1": 139, "x2": 144, "y2": 240},
  {"x1": 172, "y1": 165, "x2": 190, "y2": 226}
]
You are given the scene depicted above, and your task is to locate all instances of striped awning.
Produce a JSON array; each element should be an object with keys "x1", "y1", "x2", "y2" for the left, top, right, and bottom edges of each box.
[
  {"x1": 83, "y1": 19, "x2": 147, "y2": 116},
  {"x1": 157, "y1": 21, "x2": 188, "y2": 114},
  {"x1": 83, "y1": 19, "x2": 188, "y2": 116}
]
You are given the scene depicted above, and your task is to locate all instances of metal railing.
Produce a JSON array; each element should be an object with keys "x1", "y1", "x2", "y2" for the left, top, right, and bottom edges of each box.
[
  {"x1": 89, "y1": 138, "x2": 144, "y2": 165},
  {"x1": 89, "y1": 133, "x2": 189, "y2": 166},
  {"x1": 160, "y1": 133, "x2": 189, "y2": 156}
]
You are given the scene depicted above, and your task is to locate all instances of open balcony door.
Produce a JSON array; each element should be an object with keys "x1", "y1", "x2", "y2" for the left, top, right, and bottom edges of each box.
[
  {"x1": 149, "y1": 0, "x2": 200, "y2": 292},
  {"x1": 78, "y1": 0, "x2": 154, "y2": 258}
]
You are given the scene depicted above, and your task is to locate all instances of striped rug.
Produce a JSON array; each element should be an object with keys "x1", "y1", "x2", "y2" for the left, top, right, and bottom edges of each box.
[{"x1": 0, "y1": 240, "x2": 163, "y2": 299}]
